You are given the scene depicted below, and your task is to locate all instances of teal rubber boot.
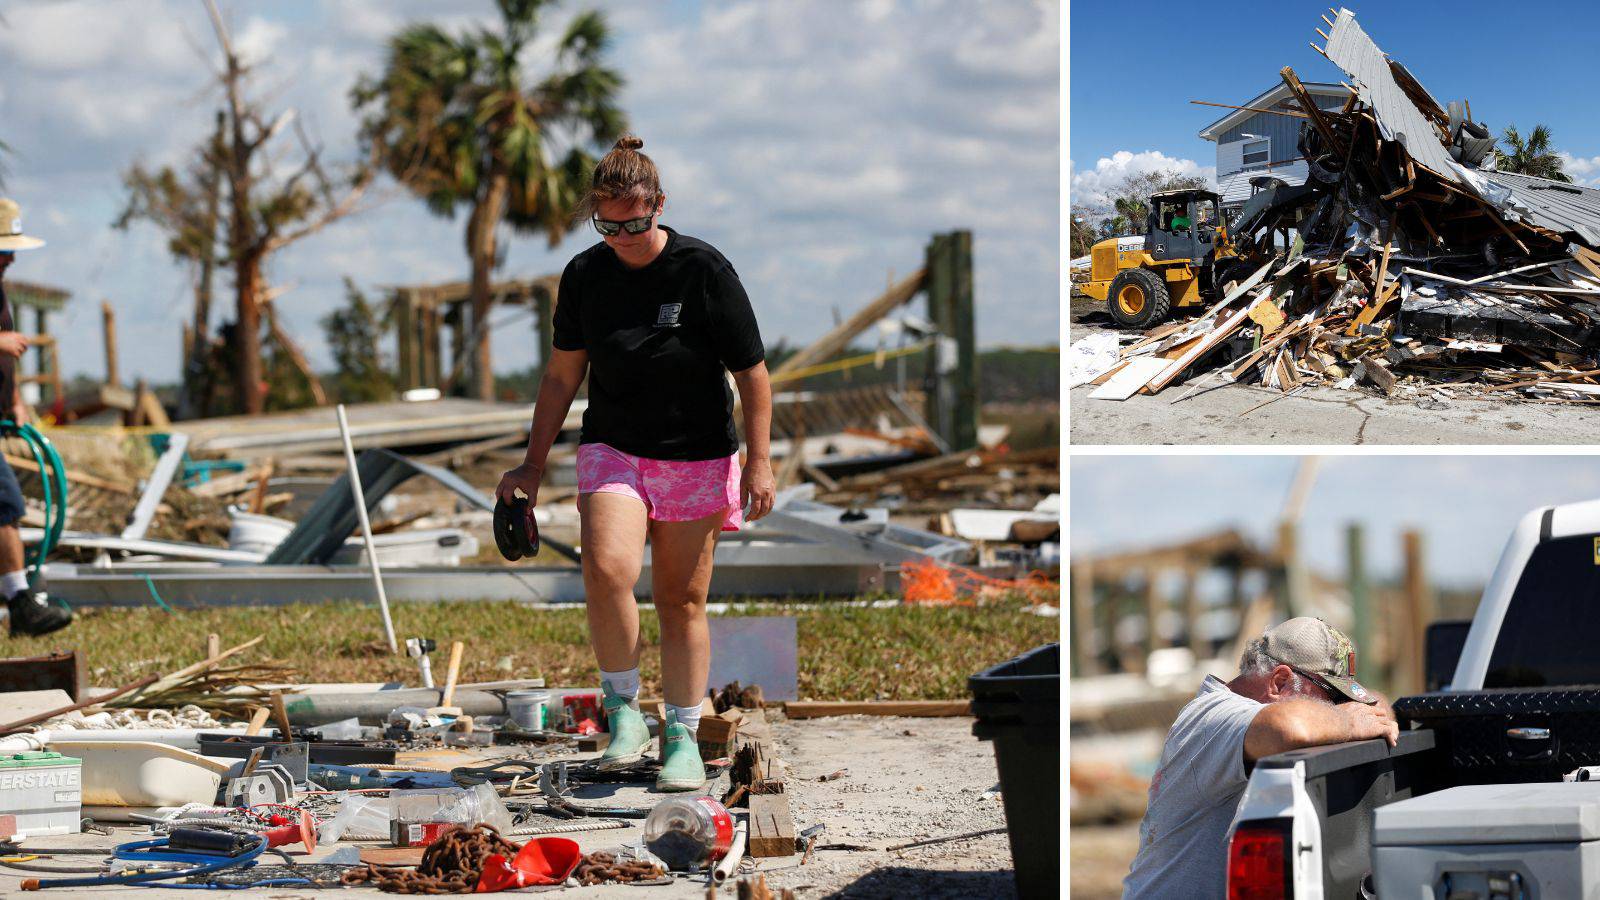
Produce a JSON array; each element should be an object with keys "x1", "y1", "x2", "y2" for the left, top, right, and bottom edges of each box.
[
  {"x1": 596, "y1": 683, "x2": 651, "y2": 769},
  {"x1": 655, "y1": 710, "x2": 706, "y2": 792}
]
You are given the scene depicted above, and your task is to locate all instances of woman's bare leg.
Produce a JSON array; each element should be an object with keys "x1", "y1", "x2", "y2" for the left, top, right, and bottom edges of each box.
[
  {"x1": 578, "y1": 491, "x2": 650, "y2": 672},
  {"x1": 649, "y1": 509, "x2": 723, "y2": 709}
]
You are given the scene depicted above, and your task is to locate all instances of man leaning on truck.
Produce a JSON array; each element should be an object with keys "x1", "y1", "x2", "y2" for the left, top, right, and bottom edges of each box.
[{"x1": 1122, "y1": 617, "x2": 1399, "y2": 899}]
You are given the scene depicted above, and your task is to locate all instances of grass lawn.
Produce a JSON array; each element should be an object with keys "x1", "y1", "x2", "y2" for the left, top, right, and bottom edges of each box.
[{"x1": 9, "y1": 599, "x2": 1059, "y2": 706}]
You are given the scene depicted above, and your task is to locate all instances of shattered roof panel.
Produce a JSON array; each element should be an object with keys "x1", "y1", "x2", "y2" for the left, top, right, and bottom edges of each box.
[
  {"x1": 1479, "y1": 171, "x2": 1600, "y2": 246},
  {"x1": 1324, "y1": 8, "x2": 1467, "y2": 188}
]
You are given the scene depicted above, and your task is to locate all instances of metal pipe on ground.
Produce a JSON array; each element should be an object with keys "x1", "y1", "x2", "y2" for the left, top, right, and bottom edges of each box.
[{"x1": 279, "y1": 689, "x2": 506, "y2": 726}]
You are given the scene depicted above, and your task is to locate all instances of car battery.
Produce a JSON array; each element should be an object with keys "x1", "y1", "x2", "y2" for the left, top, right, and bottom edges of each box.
[
  {"x1": 0, "y1": 751, "x2": 82, "y2": 839},
  {"x1": 1374, "y1": 782, "x2": 1600, "y2": 899}
]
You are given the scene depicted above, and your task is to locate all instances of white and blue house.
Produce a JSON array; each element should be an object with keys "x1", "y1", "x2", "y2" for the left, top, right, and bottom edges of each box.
[{"x1": 1198, "y1": 81, "x2": 1350, "y2": 209}]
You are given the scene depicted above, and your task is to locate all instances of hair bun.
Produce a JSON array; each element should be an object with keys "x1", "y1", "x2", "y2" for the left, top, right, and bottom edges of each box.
[{"x1": 615, "y1": 135, "x2": 644, "y2": 151}]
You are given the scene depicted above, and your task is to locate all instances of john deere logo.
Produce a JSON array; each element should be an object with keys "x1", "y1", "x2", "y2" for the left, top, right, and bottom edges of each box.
[{"x1": 1593, "y1": 536, "x2": 1600, "y2": 565}]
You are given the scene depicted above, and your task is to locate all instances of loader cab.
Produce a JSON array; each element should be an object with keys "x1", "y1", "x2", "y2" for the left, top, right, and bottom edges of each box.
[{"x1": 1147, "y1": 189, "x2": 1221, "y2": 264}]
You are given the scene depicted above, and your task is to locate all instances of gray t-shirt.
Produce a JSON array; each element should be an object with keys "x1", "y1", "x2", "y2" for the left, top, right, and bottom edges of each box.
[{"x1": 1122, "y1": 675, "x2": 1264, "y2": 899}]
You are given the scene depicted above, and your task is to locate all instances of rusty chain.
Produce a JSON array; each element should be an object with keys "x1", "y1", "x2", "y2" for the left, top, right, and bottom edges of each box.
[
  {"x1": 339, "y1": 824, "x2": 520, "y2": 894},
  {"x1": 572, "y1": 850, "x2": 666, "y2": 885}
]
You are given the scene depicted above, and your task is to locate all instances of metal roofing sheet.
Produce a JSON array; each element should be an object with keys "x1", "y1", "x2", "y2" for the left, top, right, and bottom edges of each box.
[
  {"x1": 1324, "y1": 8, "x2": 1467, "y2": 187},
  {"x1": 1479, "y1": 171, "x2": 1600, "y2": 246}
]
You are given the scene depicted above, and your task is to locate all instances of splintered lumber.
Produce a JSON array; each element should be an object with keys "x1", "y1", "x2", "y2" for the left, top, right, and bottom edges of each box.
[
  {"x1": 1144, "y1": 305, "x2": 1254, "y2": 394},
  {"x1": 781, "y1": 700, "x2": 971, "y2": 719},
  {"x1": 747, "y1": 793, "x2": 796, "y2": 858},
  {"x1": 772, "y1": 269, "x2": 927, "y2": 379}
]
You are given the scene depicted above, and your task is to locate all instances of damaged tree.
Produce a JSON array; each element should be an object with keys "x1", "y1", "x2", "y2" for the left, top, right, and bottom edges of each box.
[
  {"x1": 203, "y1": 0, "x2": 374, "y2": 415},
  {"x1": 1085, "y1": 8, "x2": 1600, "y2": 405}
]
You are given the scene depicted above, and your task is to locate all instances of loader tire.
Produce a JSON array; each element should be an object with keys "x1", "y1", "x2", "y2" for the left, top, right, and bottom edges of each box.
[{"x1": 1107, "y1": 268, "x2": 1171, "y2": 329}]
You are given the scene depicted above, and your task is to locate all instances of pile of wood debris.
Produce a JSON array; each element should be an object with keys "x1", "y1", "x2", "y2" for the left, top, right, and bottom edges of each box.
[{"x1": 1090, "y1": 8, "x2": 1600, "y2": 405}]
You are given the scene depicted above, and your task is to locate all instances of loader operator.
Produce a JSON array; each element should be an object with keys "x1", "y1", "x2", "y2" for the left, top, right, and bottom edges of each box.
[
  {"x1": 0, "y1": 198, "x2": 71, "y2": 637},
  {"x1": 1122, "y1": 618, "x2": 1397, "y2": 899}
]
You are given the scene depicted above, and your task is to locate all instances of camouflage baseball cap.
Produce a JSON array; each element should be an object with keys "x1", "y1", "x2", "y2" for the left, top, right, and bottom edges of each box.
[{"x1": 1262, "y1": 617, "x2": 1377, "y2": 705}]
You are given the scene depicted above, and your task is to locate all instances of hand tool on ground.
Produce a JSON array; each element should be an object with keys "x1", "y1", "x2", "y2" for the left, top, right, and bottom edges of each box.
[
  {"x1": 405, "y1": 638, "x2": 437, "y2": 688},
  {"x1": 428, "y1": 641, "x2": 465, "y2": 717}
]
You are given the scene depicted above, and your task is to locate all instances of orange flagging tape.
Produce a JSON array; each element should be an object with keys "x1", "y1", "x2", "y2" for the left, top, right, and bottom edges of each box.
[{"x1": 901, "y1": 558, "x2": 1059, "y2": 606}]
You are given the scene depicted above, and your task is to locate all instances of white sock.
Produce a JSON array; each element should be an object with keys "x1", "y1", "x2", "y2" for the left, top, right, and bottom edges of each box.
[
  {"x1": 666, "y1": 702, "x2": 702, "y2": 737},
  {"x1": 2, "y1": 570, "x2": 28, "y2": 597},
  {"x1": 600, "y1": 668, "x2": 641, "y2": 708}
]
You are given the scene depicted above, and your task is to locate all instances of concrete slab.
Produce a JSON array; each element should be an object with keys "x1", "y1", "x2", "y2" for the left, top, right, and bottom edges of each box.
[
  {"x1": 0, "y1": 716, "x2": 1015, "y2": 898},
  {"x1": 1069, "y1": 294, "x2": 1600, "y2": 445}
]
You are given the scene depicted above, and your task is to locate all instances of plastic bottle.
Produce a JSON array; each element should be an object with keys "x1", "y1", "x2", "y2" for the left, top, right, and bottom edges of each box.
[{"x1": 643, "y1": 796, "x2": 734, "y2": 871}]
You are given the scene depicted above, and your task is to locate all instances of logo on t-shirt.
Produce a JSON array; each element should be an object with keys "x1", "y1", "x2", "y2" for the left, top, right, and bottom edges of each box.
[{"x1": 655, "y1": 302, "x2": 682, "y2": 328}]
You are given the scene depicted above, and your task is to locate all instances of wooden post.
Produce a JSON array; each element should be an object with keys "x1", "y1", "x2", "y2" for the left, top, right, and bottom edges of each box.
[
  {"x1": 205, "y1": 633, "x2": 221, "y2": 659},
  {"x1": 101, "y1": 301, "x2": 119, "y2": 387},
  {"x1": 1182, "y1": 567, "x2": 1205, "y2": 658},
  {"x1": 447, "y1": 302, "x2": 466, "y2": 397},
  {"x1": 1346, "y1": 523, "x2": 1374, "y2": 682},
  {"x1": 1144, "y1": 572, "x2": 1164, "y2": 659},
  {"x1": 922, "y1": 231, "x2": 978, "y2": 451},
  {"x1": 1402, "y1": 530, "x2": 1432, "y2": 696},
  {"x1": 535, "y1": 285, "x2": 555, "y2": 392},
  {"x1": 1070, "y1": 560, "x2": 1097, "y2": 677},
  {"x1": 33, "y1": 307, "x2": 52, "y2": 408},
  {"x1": 394, "y1": 289, "x2": 417, "y2": 390},
  {"x1": 423, "y1": 303, "x2": 443, "y2": 388},
  {"x1": 1277, "y1": 520, "x2": 1306, "y2": 618}
]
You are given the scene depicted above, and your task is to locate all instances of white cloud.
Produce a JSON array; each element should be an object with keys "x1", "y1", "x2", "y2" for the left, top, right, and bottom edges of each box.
[
  {"x1": 1069, "y1": 150, "x2": 1216, "y2": 210},
  {"x1": 2, "y1": 0, "x2": 1061, "y2": 382},
  {"x1": 1558, "y1": 152, "x2": 1600, "y2": 187}
]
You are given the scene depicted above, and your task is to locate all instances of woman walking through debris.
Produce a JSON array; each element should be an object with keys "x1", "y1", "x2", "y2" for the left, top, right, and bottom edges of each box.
[{"x1": 497, "y1": 136, "x2": 774, "y2": 792}]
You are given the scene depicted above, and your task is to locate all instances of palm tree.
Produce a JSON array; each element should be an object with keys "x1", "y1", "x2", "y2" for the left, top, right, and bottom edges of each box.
[
  {"x1": 354, "y1": 0, "x2": 626, "y2": 400},
  {"x1": 1496, "y1": 124, "x2": 1572, "y2": 182}
]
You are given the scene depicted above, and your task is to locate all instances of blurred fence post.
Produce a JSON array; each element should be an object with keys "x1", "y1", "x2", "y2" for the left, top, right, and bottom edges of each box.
[
  {"x1": 1346, "y1": 523, "x2": 1373, "y2": 680},
  {"x1": 1071, "y1": 560, "x2": 1097, "y2": 678},
  {"x1": 1402, "y1": 529, "x2": 1432, "y2": 696}
]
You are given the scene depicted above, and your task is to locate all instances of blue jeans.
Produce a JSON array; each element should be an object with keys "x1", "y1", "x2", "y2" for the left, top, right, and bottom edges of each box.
[{"x1": 0, "y1": 455, "x2": 26, "y2": 527}]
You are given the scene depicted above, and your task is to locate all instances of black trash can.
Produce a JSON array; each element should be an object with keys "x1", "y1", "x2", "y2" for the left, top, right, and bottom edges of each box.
[{"x1": 970, "y1": 642, "x2": 1059, "y2": 899}]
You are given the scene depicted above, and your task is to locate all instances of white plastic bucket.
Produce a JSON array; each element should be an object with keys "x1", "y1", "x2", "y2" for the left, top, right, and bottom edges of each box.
[
  {"x1": 227, "y1": 510, "x2": 295, "y2": 556},
  {"x1": 505, "y1": 690, "x2": 549, "y2": 730}
]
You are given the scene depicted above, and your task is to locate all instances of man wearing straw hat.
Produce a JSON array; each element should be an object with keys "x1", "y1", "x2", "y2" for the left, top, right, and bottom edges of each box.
[{"x1": 0, "y1": 199, "x2": 71, "y2": 636}]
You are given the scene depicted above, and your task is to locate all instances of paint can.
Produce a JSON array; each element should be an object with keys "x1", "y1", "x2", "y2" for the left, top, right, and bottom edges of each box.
[{"x1": 505, "y1": 690, "x2": 549, "y2": 730}]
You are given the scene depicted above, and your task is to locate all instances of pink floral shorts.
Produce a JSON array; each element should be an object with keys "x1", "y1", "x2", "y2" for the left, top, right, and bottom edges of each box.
[{"x1": 576, "y1": 443, "x2": 743, "y2": 531}]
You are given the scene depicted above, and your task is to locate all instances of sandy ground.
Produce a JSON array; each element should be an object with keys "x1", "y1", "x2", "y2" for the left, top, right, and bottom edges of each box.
[
  {"x1": 1068, "y1": 294, "x2": 1600, "y2": 445},
  {"x1": 0, "y1": 716, "x2": 1024, "y2": 899}
]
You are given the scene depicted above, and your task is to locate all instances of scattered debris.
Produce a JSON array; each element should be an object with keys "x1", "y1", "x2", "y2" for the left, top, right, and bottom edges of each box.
[{"x1": 1083, "y1": 8, "x2": 1600, "y2": 404}]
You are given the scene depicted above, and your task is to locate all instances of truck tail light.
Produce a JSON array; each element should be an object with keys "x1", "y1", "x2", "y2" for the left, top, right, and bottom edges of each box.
[{"x1": 1228, "y1": 818, "x2": 1295, "y2": 900}]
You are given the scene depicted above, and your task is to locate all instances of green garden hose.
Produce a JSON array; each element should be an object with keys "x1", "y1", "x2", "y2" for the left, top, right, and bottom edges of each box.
[{"x1": 0, "y1": 421, "x2": 66, "y2": 578}]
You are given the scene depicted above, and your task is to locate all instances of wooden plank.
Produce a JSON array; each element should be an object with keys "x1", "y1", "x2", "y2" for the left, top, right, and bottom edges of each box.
[
  {"x1": 1144, "y1": 305, "x2": 1254, "y2": 393},
  {"x1": 1087, "y1": 357, "x2": 1168, "y2": 401},
  {"x1": 781, "y1": 700, "x2": 971, "y2": 719},
  {"x1": 772, "y1": 269, "x2": 927, "y2": 380},
  {"x1": 3, "y1": 453, "x2": 133, "y2": 495},
  {"x1": 747, "y1": 793, "x2": 796, "y2": 858}
]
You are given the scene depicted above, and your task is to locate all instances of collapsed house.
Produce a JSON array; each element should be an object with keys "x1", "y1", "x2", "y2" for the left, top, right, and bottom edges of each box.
[{"x1": 1085, "y1": 8, "x2": 1600, "y2": 403}]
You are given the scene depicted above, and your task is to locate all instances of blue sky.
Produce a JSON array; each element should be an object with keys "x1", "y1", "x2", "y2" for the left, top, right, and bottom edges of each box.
[
  {"x1": 1069, "y1": 2, "x2": 1600, "y2": 206},
  {"x1": 1070, "y1": 456, "x2": 1600, "y2": 590},
  {"x1": 0, "y1": 0, "x2": 1059, "y2": 384}
]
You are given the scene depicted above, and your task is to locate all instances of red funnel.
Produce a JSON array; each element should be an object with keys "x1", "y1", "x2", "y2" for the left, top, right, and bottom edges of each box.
[{"x1": 475, "y1": 837, "x2": 582, "y2": 892}]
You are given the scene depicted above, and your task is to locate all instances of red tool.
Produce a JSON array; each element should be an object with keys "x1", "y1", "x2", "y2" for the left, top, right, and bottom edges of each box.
[{"x1": 261, "y1": 809, "x2": 317, "y2": 854}]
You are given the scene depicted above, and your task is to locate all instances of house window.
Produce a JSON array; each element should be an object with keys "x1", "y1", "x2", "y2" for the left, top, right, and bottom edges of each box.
[{"x1": 1242, "y1": 139, "x2": 1270, "y2": 171}]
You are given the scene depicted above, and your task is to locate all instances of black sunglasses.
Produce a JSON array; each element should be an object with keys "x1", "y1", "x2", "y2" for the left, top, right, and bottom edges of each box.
[
  {"x1": 592, "y1": 212, "x2": 655, "y2": 237},
  {"x1": 1287, "y1": 664, "x2": 1344, "y2": 703}
]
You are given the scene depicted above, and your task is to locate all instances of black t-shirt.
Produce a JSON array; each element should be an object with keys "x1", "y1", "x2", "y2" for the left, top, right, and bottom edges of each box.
[{"x1": 552, "y1": 227, "x2": 765, "y2": 461}]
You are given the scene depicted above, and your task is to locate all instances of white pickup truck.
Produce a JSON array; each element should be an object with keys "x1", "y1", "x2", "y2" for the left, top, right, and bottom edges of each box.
[{"x1": 1228, "y1": 497, "x2": 1600, "y2": 899}]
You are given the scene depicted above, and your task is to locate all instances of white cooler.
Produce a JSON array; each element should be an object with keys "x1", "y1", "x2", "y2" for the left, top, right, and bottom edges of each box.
[{"x1": 1374, "y1": 782, "x2": 1600, "y2": 899}]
